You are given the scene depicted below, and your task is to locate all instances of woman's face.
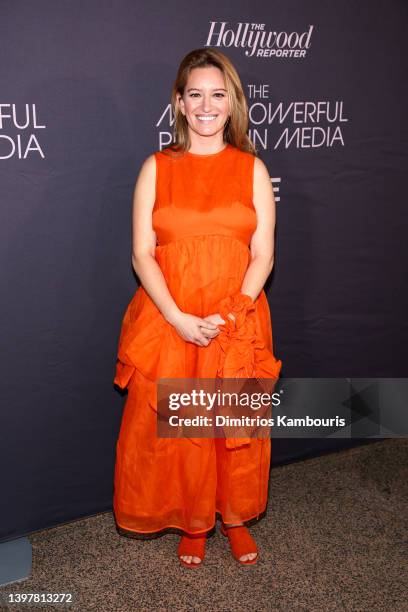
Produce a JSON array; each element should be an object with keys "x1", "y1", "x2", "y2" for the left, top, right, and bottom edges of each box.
[{"x1": 178, "y1": 66, "x2": 230, "y2": 140}]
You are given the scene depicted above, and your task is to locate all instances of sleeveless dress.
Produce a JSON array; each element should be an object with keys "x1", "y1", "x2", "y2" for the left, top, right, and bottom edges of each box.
[{"x1": 113, "y1": 142, "x2": 282, "y2": 538}]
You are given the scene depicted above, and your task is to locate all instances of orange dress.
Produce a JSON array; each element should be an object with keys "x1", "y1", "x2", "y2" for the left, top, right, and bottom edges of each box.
[{"x1": 113, "y1": 142, "x2": 282, "y2": 538}]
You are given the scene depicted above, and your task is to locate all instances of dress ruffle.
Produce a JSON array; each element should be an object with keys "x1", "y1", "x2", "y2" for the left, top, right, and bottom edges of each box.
[
  {"x1": 214, "y1": 291, "x2": 282, "y2": 449},
  {"x1": 113, "y1": 288, "x2": 281, "y2": 450},
  {"x1": 216, "y1": 291, "x2": 282, "y2": 379},
  {"x1": 113, "y1": 292, "x2": 169, "y2": 390}
]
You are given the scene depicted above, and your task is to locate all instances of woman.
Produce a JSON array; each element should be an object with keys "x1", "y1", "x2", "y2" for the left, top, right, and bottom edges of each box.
[{"x1": 113, "y1": 47, "x2": 282, "y2": 567}]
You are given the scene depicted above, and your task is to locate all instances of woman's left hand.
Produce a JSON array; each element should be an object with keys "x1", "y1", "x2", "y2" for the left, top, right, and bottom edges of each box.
[{"x1": 200, "y1": 313, "x2": 227, "y2": 338}]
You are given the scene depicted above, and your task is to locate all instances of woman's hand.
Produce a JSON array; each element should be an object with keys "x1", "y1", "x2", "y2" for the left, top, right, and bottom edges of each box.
[
  {"x1": 199, "y1": 313, "x2": 229, "y2": 338},
  {"x1": 169, "y1": 312, "x2": 221, "y2": 347},
  {"x1": 201, "y1": 312, "x2": 229, "y2": 327}
]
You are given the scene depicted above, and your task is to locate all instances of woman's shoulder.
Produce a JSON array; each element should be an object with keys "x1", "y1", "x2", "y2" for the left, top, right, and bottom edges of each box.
[
  {"x1": 140, "y1": 148, "x2": 169, "y2": 165},
  {"x1": 232, "y1": 145, "x2": 266, "y2": 168},
  {"x1": 230, "y1": 144, "x2": 257, "y2": 164},
  {"x1": 139, "y1": 148, "x2": 175, "y2": 174},
  {"x1": 154, "y1": 145, "x2": 183, "y2": 157},
  {"x1": 138, "y1": 148, "x2": 177, "y2": 184},
  {"x1": 133, "y1": 153, "x2": 157, "y2": 187},
  {"x1": 234, "y1": 144, "x2": 256, "y2": 156}
]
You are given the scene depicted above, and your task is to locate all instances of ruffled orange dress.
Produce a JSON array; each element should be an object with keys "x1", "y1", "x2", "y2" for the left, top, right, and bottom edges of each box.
[{"x1": 113, "y1": 142, "x2": 282, "y2": 538}]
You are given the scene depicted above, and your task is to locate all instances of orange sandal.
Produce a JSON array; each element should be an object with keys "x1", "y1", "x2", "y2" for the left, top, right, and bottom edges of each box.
[
  {"x1": 220, "y1": 522, "x2": 259, "y2": 565},
  {"x1": 177, "y1": 533, "x2": 207, "y2": 569}
]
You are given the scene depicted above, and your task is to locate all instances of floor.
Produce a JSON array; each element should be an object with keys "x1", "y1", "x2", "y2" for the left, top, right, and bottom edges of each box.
[{"x1": 0, "y1": 438, "x2": 406, "y2": 611}]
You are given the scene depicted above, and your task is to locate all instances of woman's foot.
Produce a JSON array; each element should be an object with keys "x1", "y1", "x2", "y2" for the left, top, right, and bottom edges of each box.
[
  {"x1": 220, "y1": 521, "x2": 258, "y2": 565},
  {"x1": 177, "y1": 533, "x2": 207, "y2": 568}
]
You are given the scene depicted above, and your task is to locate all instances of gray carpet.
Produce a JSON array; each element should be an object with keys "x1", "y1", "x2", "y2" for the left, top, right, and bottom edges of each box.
[{"x1": 1, "y1": 439, "x2": 407, "y2": 611}]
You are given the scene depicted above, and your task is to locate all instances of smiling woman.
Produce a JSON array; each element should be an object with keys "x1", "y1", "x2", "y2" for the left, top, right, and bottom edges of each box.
[
  {"x1": 178, "y1": 67, "x2": 230, "y2": 153},
  {"x1": 179, "y1": 75, "x2": 229, "y2": 152},
  {"x1": 112, "y1": 47, "x2": 282, "y2": 569}
]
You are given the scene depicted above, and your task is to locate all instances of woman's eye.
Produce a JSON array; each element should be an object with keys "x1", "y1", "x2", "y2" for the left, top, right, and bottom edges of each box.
[{"x1": 189, "y1": 93, "x2": 225, "y2": 98}]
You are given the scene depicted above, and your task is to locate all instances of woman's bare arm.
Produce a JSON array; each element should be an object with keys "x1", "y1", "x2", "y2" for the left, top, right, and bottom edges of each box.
[
  {"x1": 240, "y1": 156, "x2": 277, "y2": 301},
  {"x1": 131, "y1": 154, "x2": 180, "y2": 322},
  {"x1": 131, "y1": 154, "x2": 218, "y2": 345}
]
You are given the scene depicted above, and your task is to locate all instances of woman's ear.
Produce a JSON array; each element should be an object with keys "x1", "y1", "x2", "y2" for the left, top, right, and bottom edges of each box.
[{"x1": 177, "y1": 93, "x2": 185, "y2": 116}]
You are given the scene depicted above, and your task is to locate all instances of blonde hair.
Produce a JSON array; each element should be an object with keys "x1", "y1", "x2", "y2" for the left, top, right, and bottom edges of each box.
[{"x1": 163, "y1": 47, "x2": 256, "y2": 156}]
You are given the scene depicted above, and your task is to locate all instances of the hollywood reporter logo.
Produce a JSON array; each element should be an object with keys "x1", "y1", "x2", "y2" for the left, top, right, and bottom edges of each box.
[{"x1": 206, "y1": 22, "x2": 313, "y2": 58}]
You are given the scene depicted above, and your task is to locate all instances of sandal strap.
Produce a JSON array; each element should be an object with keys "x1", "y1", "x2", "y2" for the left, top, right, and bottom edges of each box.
[
  {"x1": 222, "y1": 525, "x2": 258, "y2": 559},
  {"x1": 177, "y1": 535, "x2": 206, "y2": 559}
]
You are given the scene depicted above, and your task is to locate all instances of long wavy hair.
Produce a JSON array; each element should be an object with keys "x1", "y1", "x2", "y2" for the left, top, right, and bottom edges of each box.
[{"x1": 163, "y1": 47, "x2": 256, "y2": 156}]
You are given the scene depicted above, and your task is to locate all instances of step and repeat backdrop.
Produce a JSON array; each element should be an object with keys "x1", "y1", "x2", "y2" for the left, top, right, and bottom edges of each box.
[{"x1": 1, "y1": 1, "x2": 407, "y2": 540}]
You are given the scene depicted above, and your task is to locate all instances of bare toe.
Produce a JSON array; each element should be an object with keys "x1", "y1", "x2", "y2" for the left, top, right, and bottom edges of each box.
[
  {"x1": 239, "y1": 552, "x2": 257, "y2": 562},
  {"x1": 181, "y1": 554, "x2": 202, "y2": 564}
]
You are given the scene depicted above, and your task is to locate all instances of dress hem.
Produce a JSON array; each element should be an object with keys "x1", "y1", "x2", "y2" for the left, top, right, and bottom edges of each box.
[{"x1": 114, "y1": 507, "x2": 268, "y2": 541}]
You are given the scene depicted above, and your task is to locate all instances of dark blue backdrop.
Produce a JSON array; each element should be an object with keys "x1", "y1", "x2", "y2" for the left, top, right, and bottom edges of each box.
[{"x1": 1, "y1": 0, "x2": 407, "y2": 541}]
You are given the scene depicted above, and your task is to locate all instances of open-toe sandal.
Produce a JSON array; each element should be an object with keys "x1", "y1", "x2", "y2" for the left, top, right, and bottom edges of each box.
[
  {"x1": 220, "y1": 522, "x2": 258, "y2": 565},
  {"x1": 177, "y1": 533, "x2": 207, "y2": 569}
]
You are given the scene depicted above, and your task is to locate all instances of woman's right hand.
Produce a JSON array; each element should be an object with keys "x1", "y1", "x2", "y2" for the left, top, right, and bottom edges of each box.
[{"x1": 169, "y1": 311, "x2": 220, "y2": 347}]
